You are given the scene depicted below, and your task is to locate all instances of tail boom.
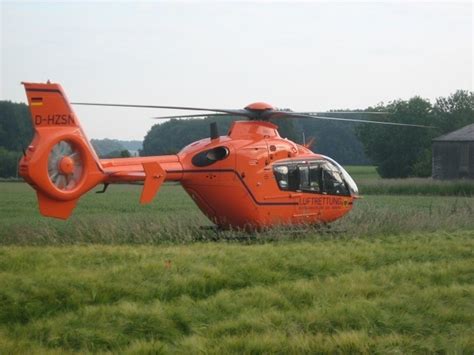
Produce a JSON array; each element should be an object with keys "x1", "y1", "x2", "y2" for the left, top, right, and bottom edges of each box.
[
  {"x1": 100, "y1": 155, "x2": 183, "y2": 182},
  {"x1": 99, "y1": 155, "x2": 183, "y2": 204}
]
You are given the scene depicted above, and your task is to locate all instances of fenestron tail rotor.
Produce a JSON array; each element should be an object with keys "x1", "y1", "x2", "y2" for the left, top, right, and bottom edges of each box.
[
  {"x1": 22, "y1": 82, "x2": 176, "y2": 221},
  {"x1": 48, "y1": 140, "x2": 84, "y2": 191}
]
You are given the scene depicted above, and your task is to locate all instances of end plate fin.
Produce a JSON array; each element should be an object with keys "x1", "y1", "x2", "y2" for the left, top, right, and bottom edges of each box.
[
  {"x1": 140, "y1": 162, "x2": 166, "y2": 204},
  {"x1": 36, "y1": 191, "x2": 78, "y2": 220}
]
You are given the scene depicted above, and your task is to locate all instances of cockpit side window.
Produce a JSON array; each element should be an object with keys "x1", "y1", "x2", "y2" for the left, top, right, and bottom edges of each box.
[
  {"x1": 288, "y1": 165, "x2": 300, "y2": 190},
  {"x1": 273, "y1": 160, "x2": 351, "y2": 196},
  {"x1": 274, "y1": 166, "x2": 289, "y2": 189},
  {"x1": 298, "y1": 165, "x2": 309, "y2": 190},
  {"x1": 309, "y1": 165, "x2": 322, "y2": 192}
]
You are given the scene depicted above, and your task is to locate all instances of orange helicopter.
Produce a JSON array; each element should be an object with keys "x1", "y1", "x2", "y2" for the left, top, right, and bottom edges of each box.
[{"x1": 19, "y1": 82, "x2": 430, "y2": 229}]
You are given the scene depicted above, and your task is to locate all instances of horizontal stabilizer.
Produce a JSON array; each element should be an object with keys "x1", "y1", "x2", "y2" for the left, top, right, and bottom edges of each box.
[{"x1": 140, "y1": 162, "x2": 166, "y2": 204}]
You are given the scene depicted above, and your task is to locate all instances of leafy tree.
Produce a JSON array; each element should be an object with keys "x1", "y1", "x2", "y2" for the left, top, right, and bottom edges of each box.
[
  {"x1": 433, "y1": 90, "x2": 474, "y2": 133},
  {"x1": 0, "y1": 148, "x2": 21, "y2": 178},
  {"x1": 356, "y1": 97, "x2": 434, "y2": 178},
  {"x1": 120, "y1": 150, "x2": 131, "y2": 158},
  {"x1": 0, "y1": 101, "x2": 33, "y2": 178},
  {"x1": 0, "y1": 101, "x2": 33, "y2": 151}
]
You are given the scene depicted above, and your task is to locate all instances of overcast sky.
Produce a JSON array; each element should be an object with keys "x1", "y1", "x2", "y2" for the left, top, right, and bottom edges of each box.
[{"x1": 1, "y1": 1, "x2": 472, "y2": 140}]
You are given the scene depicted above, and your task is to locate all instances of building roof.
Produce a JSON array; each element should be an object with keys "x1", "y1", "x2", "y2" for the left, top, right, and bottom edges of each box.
[{"x1": 433, "y1": 123, "x2": 474, "y2": 142}]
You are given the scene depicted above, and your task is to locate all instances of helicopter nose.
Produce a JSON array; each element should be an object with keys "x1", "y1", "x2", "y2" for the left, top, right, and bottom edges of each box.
[{"x1": 244, "y1": 102, "x2": 275, "y2": 111}]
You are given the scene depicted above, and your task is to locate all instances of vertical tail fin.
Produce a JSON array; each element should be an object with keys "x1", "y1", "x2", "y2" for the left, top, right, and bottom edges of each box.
[{"x1": 20, "y1": 82, "x2": 105, "y2": 219}]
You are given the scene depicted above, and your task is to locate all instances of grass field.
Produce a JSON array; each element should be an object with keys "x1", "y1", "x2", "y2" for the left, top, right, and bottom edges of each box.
[
  {"x1": 0, "y1": 182, "x2": 473, "y2": 353},
  {"x1": 345, "y1": 165, "x2": 381, "y2": 180}
]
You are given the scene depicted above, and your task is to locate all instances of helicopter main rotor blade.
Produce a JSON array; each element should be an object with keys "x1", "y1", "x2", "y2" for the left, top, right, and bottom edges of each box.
[
  {"x1": 262, "y1": 111, "x2": 390, "y2": 119},
  {"x1": 307, "y1": 111, "x2": 389, "y2": 115},
  {"x1": 71, "y1": 102, "x2": 252, "y2": 118},
  {"x1": 71, "y1": 101, "x2": 427, "y2": 126},
  {"x1": 152, "y1": 113, "x2": 231, "y2": 120},
  {"x1": 272, "y1": 112, "x2": 435, "y2": 128}
]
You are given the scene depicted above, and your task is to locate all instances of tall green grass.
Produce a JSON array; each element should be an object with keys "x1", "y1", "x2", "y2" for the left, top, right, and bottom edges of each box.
[
  {"x1": 1, "y1": 183, "x2": 474, "y2": 245},
  {"x1": 357, "y1": 177, "x2": 474, "y2": 196},
  {"x1": 0, "y1": 232, "x2": 472, "y2": 353}
]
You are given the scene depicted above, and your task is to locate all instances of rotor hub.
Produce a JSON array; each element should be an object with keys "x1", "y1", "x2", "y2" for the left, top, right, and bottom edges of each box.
[
  {"x1": 59, "y1": 156, "x2": 75, "y2": 175},
  {"x1": 244, "y1": 102, "x2": 274, "y2": 111}
]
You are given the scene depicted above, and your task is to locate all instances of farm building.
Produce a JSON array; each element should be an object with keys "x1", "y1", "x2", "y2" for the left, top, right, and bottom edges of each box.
[{"x1": 432, "y1": 123, "x2": 474, "y2": 179}]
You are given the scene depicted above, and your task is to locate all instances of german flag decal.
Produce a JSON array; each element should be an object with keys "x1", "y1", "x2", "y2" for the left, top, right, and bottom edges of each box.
[{"x1": 31, "y1": 97, "x2": 43, "y2": 106}]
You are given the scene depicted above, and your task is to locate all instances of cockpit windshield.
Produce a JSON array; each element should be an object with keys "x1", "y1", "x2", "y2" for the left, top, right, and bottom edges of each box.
[
  {"x1": 273, "y1": 157, "x2": 359, "y2": 196},
  {"x1": 322, "y1": 155, "x2": 359, "y2": 196}
]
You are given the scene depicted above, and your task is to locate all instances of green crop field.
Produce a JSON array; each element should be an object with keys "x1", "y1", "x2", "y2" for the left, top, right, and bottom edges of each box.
[
  {"x1": 0, "y1": 182, "x2": 473, "y2": 353},
  {"x1": 346, "y1": 165, "x2": 474, "y2": 196}
]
